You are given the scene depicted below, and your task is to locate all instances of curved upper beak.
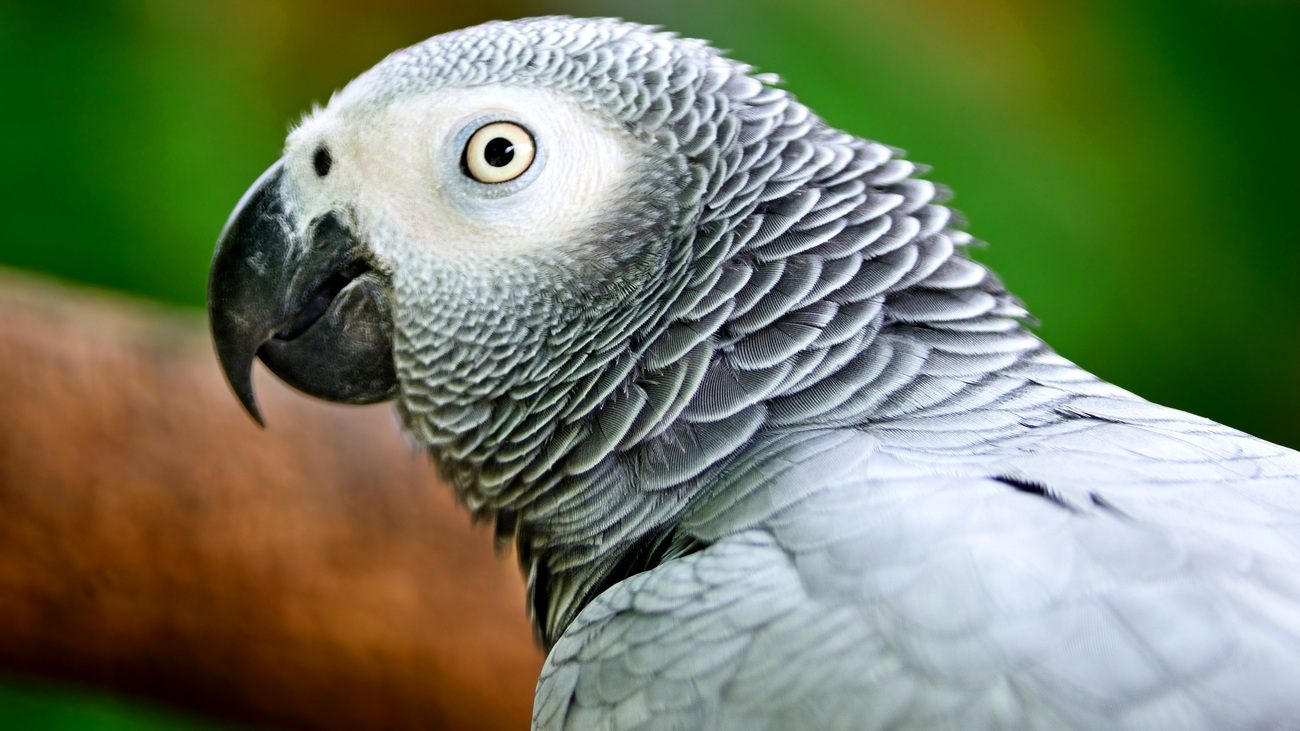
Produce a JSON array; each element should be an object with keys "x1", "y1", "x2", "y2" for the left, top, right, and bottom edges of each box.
[{"x1": 208, "y1": 160, "x2": 398, "y2": 425}]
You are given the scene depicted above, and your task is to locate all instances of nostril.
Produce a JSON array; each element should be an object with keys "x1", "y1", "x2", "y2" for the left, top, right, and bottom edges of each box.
[{"x1": 313, "y1": 145, "x2": 332, "y2": 177}]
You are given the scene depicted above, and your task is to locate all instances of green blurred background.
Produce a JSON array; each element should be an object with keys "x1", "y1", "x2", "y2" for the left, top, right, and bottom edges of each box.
[{"x1": 1, "y1": 0, "x2": 1297, "y2": 727}]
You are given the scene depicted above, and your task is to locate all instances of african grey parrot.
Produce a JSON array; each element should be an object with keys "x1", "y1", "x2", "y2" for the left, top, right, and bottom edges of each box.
[{"x1": 207, "y1": 16, "x2": 1300, "y2": 730}]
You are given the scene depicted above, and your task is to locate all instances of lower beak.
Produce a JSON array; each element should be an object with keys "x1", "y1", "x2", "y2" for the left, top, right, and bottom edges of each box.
[{"x1": 207, "y1": 160, "x2": 398, "y2": 425}]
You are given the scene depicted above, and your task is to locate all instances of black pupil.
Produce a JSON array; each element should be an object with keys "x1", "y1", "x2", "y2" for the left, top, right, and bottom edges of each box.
[
  {"x1": 313, "y1": 146, "x2": 332, "y2": 177},
  {"x1": 483, "y1": 137, "x2": 515, "y2": 167}
]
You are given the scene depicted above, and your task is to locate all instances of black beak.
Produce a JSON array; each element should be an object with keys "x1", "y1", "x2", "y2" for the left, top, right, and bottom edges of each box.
[{"x1": 208, "y1": 160, "x2": 398, "y2": 425}]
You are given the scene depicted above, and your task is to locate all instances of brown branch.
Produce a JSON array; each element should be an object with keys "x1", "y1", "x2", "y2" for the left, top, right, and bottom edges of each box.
[{"x1": 0, "y1": 272, "x2": 542, "y2": 730}]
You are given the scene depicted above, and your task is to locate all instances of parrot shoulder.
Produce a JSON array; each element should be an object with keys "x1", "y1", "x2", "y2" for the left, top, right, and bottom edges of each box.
[
  {"x1": 536, "y1": 401, "x2": 1300, "y2": 730},
  {"x1": 533, "y1": 528, "x2": 1074, "y2": 730}
]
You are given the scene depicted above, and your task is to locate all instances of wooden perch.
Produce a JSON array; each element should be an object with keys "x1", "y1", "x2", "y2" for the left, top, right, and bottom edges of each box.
[{"x1": 0, "y1": 272, "x2": 542, "y2": 730}]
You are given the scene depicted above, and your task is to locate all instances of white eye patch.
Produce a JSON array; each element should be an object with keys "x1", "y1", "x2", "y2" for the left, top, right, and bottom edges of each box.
[{"x1": 291, "y1": 85, "x2": 643, "y2": 265}]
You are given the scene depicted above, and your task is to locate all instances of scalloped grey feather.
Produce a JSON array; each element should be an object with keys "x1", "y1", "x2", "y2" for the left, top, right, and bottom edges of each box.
[{"x1": 332, "y1": 17, "x2": 1300, "y2": 731}]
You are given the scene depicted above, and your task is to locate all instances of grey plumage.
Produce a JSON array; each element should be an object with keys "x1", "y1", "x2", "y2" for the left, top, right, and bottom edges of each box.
[
  {"x1": 369, "y1": 18, "x2": 1031, "y2": 646},
  {"x1": 208, "y1": 16, "x2": 1300, "y2": 730}
]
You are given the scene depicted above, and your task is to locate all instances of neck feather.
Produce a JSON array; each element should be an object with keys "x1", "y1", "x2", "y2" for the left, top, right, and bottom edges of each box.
[{"x1": 399, "y1": 99, "x2": 1047, "y2": 647}]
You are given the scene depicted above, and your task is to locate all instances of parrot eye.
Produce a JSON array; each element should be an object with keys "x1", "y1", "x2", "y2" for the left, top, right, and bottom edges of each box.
[
  {"x1": 463, "y1": 122, "x2": 535, "y2": 183},
  {"x1": 313, "y1": 146, "x2": 332, "y2": 177}
]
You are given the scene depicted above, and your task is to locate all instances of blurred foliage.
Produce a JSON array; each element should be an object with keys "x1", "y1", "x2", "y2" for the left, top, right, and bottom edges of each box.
[
  {"x1": 0, "y1": 0, "x2": 1297, "y2": 727},
  {"x1": 0, "y1": 674, "x2": 236, "y2": 731}
]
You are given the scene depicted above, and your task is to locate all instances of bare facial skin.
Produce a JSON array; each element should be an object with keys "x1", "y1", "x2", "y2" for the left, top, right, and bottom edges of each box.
[{"x1": 287, "y1": 86, "x2": 642, "y2": 269}]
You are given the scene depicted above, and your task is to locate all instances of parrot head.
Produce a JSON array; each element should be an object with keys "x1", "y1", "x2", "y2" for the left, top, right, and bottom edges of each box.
[
  {"x1": 210, "y1": 16, "x2": 1000, "y2": 640},
  {"x1": 209, "y1": 17, "x2": 699, "y2": 427}
]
